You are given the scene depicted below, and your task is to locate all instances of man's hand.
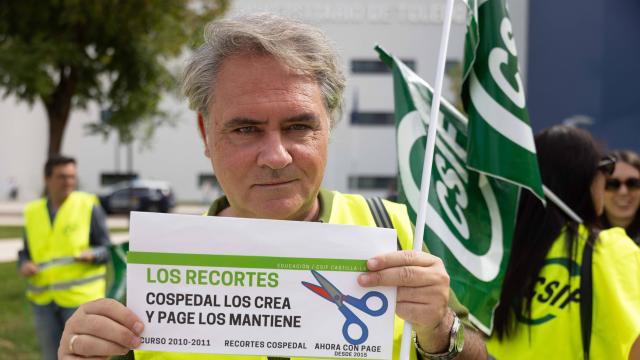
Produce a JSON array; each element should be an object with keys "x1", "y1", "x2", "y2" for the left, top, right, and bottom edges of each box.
[
  {"x1": 358, "y1": 250, "x2": 452, "y2": 353},
  {"x1": 76, "y1": 249, "x2": 95, "y2": 262},
  {"x1": 58, "y1": 298, "x2": 144, "y2": 359},
  {"x1": 19, "y1": 261, "x2": 39, "y2": 277}
]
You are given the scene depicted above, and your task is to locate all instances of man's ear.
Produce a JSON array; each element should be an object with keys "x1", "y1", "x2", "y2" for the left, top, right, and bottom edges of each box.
[{"x1": 197, "y1": 113, "x2": 211, "y2": 158}]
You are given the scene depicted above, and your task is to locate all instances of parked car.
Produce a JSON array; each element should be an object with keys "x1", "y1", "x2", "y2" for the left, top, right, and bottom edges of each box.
[{"x1": 99, "y1": 179, "x2": 175, "y2": 214}]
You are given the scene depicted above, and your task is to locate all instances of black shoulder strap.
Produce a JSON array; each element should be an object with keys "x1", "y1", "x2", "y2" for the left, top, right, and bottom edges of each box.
[
  {"x1": 580, "y1": 238, "x2": 594, "y2": 360},
  {"x1": 366, "y1": 197, "x2": 402, "y2": 251}
]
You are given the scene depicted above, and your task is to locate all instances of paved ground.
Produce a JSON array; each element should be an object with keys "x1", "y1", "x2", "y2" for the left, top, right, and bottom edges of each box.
[
  {"x1": 0, "y1": 202, "x2": 206, "y2": 218},
  {"x1": 0, "y1": 202, "x2": 207, "y2": 263},
  {"x1": 0, "y1": 202, "x2": 23, "y2": 215}
]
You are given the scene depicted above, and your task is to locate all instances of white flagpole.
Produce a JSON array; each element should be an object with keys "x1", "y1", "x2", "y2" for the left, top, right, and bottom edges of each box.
[
  {"x1": 399, "y1": 0, "x2": 457, "y2": 359},
  {"x1": 543, "y1": 185, "x2": 584, "y2": 223}
]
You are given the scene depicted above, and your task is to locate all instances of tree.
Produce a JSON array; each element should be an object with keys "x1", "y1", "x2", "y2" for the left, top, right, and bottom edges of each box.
[{"x1": 0, "y1": 0, "x2": 228, "y2": 156}]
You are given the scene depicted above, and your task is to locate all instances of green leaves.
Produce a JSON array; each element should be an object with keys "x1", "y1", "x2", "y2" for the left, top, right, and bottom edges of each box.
[{"x1": 0, "y1": 0, "x2": 229, "y2": 153}]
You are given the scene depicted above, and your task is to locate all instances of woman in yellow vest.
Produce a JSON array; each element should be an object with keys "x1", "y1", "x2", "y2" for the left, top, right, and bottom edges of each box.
[{"x1": 486, "y1": 126, "x2": 640, "y2": 359}]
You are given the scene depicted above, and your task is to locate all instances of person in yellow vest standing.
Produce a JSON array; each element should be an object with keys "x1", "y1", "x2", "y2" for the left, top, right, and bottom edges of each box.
[
  {"x1": 56, "y1": 14, "x2": 489, "y2": 360},
  {"x1": 18, "y1": 155, "x2": 111, "y2": 360},
  {"x1": 486, "y1": 126, "x2": 640, "y2": 359}
]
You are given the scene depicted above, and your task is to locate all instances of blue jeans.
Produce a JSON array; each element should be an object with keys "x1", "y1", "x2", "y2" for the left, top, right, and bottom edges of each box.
[{"x1": 31, "y1": 302, "x2": 77, "y2": 360}]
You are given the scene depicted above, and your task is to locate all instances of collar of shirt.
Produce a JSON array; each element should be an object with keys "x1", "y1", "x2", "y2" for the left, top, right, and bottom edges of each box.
[{"x1": 205, "y1": 188, "x2": 335, "y2": 223}]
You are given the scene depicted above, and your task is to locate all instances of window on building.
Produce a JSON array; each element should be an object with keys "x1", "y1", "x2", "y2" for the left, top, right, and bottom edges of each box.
[
  {"x1": 351, "y1": 59, "x2": 416, "y2": 74},
  {"x1": 100, "y1": 172, "x2": 138, "y2": 186},
  {"x1": 348, "y1": 176, "x2": 396, "y2": 190},
  {"x1": 198, "y1": 173, "x2": 219, "y2": 188},
  {"x1": 350, "y1": 112, "x2": 395, "y2": 125}
]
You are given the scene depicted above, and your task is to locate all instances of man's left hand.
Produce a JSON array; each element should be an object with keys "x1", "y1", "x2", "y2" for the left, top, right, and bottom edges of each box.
[
  {"x1": 76, "y1": 250, "x2": 95, "y2": 262},
  {"x1": 358, "y1": 250, "x2": 453, "y2": 353}
]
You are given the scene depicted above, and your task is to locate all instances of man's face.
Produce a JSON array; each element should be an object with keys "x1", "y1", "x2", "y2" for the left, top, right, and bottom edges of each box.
[
  {"x1": 199, "y1": 53, "x2": 330, "y2": 221},
  {"x1": 46, "y1": 163, "x2": 77, "y2": 201}
]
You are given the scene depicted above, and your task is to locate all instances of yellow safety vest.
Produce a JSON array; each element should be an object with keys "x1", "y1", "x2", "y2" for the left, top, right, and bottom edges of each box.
[
  {"x1": 136, "y1": 191, "x2": 418, "y2": 360},
  {"x1": 486, "y1": 225, "x2": 640, "y2": 359},
  {"x1": 24, "y1": 191, "x2": 107, "y2": 307}
]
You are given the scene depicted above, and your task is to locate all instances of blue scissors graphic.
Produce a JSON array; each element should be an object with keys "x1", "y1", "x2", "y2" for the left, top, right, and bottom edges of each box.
[{"x1": 301, "y1": 269, "x2": 388, "y2": 345}]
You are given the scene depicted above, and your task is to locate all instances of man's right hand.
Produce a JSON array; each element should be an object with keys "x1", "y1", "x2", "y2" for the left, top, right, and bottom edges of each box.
[
  {"x1": 58, "y1": 298, "x2": 144, "y2": 359},
  {"x1": 19, "y1": 261, "x2": 38, "y2": 277}
]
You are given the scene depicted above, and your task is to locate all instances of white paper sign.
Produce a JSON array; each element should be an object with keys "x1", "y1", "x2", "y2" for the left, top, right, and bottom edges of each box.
[{"x1": 127, "y1": 212, "x2": 397, "y2": 359}]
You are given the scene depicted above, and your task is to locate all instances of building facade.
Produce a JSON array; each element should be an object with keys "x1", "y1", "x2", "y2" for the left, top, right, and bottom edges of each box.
[{"x1": 0, "y1": 0, "x2": 529, "y2": 202}]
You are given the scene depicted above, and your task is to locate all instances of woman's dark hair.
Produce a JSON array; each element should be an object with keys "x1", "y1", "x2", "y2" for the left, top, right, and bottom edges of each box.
[
  {"x1": 493, "y1": 125, "x2": 603, "y2": 339},
  {"x1": 601, "y1": 150, "x2": 640, "y2": 243}
]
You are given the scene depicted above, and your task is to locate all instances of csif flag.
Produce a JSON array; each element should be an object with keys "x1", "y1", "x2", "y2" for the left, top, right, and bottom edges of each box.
[
  {"x1": 462, "y1": 0, "x2": 544, "y2": 200},
  {"x1": 376, "y1": 45, "x2": 518, "y2": 333}
]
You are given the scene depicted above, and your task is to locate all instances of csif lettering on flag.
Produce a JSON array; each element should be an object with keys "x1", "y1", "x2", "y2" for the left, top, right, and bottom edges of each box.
[
  {"x1": 461, "y1": 0, "x2": 544, "y2": 199},
  {"x1": 375, "y1": 45, "x2": 518, "y2": 334}
]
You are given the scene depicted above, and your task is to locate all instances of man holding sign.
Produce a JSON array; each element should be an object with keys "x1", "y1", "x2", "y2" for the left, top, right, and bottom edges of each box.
[{"x1": 58, "y1": 14, "x2": 486, "y2": 360}]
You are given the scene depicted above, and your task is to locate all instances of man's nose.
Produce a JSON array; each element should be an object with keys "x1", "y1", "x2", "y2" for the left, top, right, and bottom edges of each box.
[{"x1": 257, "y1": 131, "x2": 293, "y2": 170}]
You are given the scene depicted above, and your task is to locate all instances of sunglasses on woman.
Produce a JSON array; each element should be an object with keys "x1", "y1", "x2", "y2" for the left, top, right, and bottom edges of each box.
[
  {"x1": 597, "y1": 155, "x2": 616, "y2": 176},
  {"x1": 605, "y1": 178, "x2": 640, "y2": 191}
]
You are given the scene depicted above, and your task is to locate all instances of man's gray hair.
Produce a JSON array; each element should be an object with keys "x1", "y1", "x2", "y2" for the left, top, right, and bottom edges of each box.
[{"x1": 182, "y1": 13, "x2": 346, "y2": 129}]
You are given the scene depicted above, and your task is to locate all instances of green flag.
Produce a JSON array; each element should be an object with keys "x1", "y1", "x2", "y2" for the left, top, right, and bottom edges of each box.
[
  {"x1": 376, "y1": 46, "x2": 518, "y2": 333},
  {"x1": 107, "y1": 241, "x2": 129, "y2": 303},
  {"x1": 461, "y1": 0, "x2": 544, "y2": 199}
]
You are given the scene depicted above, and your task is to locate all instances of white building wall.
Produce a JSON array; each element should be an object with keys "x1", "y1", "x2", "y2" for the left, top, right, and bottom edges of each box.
[{"x1": 0, "y1": 0, "x2": 529, "y2": 202}]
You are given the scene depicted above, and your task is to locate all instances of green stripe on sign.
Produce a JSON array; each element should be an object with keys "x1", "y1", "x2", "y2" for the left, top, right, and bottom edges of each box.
[{"x1": 127, "y1": 252, "x2": 368, "y2": 272}]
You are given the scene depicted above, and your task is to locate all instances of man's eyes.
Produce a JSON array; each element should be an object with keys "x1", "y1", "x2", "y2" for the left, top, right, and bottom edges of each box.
[
  {"x1": 230, "y1": 123, "x2": 313, "y2": 135},
  {"x1": 286, "y1": 123, "x2": 313, "y2": 131},
  {"x1": 233, "y1": 126, "x2": 260, "y2": 134}
]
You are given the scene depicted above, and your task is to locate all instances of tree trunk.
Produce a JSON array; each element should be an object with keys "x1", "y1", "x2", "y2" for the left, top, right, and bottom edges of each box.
[
  {"x1": 44, "y1": 66, "x2": 77, "y2": 157},
  {"x1": 47, "y1": 107, "x2": 70, "y2": 157}
]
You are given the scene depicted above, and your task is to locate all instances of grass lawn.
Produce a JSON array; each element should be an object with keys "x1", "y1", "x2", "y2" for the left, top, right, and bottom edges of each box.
[
  {"x1": 0, "y1": 226, "x2": 129, "y2": 240},
  {"x1": 0, "y1": 261, "x2": 40, "y2": 359},
  {"x1": 0, "y1": 226, "x2": 23, "y2": 239},
  {"x1": 0, "y1": 261, "x2": 133, "y2": 359}
]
